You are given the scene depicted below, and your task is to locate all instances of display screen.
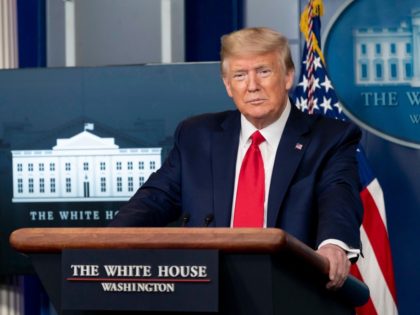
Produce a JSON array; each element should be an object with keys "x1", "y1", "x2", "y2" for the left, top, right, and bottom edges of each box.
[{"x1": 0, "y1": 63, "x2": 232, "y2": 274}]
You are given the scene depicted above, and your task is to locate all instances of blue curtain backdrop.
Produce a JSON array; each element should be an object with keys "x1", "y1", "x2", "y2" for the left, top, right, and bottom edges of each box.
[
  {"x1": 185, "y1": 0, "x2": 244, "y2": 61},
  {"x1": 16, "y1": 1, "x2": 47, "y2": 314},
  {"x1": 17, "y1": 0, "x2": 46, "y2": 68}
]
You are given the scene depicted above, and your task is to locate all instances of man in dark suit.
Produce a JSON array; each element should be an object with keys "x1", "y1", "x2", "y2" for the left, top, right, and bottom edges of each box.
[{"x1": 110, "y1": 27, "x2": 363, "y2": 289}]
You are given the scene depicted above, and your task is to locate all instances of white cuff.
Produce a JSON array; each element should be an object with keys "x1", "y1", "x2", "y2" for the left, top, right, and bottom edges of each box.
[{"x1": 318, "y1": 239, "x2": 360, "y2": 260}]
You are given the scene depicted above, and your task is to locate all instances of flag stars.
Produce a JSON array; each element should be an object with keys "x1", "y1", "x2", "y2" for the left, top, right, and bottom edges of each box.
[
  {"x1": 303, "y1": 55, "x2": 322, "y2": 71},
  {"x1": 295, "y1": 97, "x2": 302, "y2": 110},
  {"x1": 303, "y1": 55, "x2": 311, "y2": 70},
  {"x1": 320, "y1": 96, "x2": 332, "y2": 114},
  {"x1": 321, "y1": 76, "x2": 333, "y2": 93},
  {"x1": 311, "y1": 98, "x2": 320, "y2": 112},
  {"x1": 313, "y1": 56, "x2": 323, "y2": 70},
  {"x1": 299, "y1": 97, "x2": 309, "y2": 112},
  {"x1": 298, "y1": 75, "x2": 309, "y2": 92},
  {"x1": 312, "y1": 77, "x2": 321, "y2": 91},
  {"x1": 308, "y1": 77, "x2": 321, "y2": 94},
  {"x1": 333, "y1": 102, "x2": 343, "y2": 114}
]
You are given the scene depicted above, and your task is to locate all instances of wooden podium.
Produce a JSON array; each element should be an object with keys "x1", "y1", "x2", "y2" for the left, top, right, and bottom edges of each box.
[{"x1": 10, "y1": 228, "x2": 369, "y2": 315}]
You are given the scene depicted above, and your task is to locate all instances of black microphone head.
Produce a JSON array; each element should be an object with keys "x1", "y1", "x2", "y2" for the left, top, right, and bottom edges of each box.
[
  {"x1": 204, "y1": 213, "x2": 214, "y2": 227},
  {"x1": 182, "y1": 213, "x2": 190, "y2": 227}
]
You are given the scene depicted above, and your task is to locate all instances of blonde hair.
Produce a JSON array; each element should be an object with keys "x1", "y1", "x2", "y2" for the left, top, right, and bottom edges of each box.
[{"x1": 220, "y1": 27, "x2": 294, "y2": 75}]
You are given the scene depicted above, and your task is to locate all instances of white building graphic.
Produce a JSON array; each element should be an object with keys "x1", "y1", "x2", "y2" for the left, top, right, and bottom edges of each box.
[
  {"x1": 11, "y1": 128, "x2": 162, "y2": 203},
  {"x1": 353, "y1": 8, "x2": 420, "y2": 86}
]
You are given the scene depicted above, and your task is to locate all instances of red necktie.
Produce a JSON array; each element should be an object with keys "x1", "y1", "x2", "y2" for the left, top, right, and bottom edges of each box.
[{"x1": 233, "y1": 131, "x2": 265, "y2": 227}]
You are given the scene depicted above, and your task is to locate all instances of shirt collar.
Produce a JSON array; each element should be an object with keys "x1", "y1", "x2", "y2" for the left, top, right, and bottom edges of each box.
[{"x1": 240, "y1": 98, "x2": 291, "y2": 148}]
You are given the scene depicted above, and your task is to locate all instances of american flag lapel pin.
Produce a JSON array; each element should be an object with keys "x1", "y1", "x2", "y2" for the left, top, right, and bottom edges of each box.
[{"x1": 295, "y1": 143, "x2": 303, "y2": 150}]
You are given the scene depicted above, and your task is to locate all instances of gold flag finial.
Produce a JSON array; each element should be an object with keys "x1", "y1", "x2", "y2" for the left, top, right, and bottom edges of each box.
[
  {"x1": 299, "y1": 0, "x2": 325, "y2": 64},
  {"x1": 312, "y1": 0, "x2": 324, "y2": 17}
]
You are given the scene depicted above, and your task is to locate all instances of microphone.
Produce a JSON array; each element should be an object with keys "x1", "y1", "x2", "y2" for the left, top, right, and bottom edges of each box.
[
  {"x1": 204, "y1": 214, "x2": 214, "y2": 227},
  {"x1": 182, "y1": 213, "x2": 190, "y2": 227}
]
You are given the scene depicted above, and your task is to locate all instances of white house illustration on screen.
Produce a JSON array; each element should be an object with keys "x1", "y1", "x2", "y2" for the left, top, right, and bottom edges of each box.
[
  {"x1": 353, "y1": 8, "x2": 420, "y2": 86},
  {"x1": 11, "y1": 125, "x2": 162, "y2": 203}
]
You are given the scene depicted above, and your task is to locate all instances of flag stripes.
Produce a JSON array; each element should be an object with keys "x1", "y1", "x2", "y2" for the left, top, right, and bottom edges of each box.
[
  {"x1": 351, "y1": 264, "x2": 378, "y2": 315},
  {"x1": 354, "y1": 226, "x2": 398, "y2": 314},
  {"x1": 361, "y1": 182, "x2": 397, "y2": 301}
]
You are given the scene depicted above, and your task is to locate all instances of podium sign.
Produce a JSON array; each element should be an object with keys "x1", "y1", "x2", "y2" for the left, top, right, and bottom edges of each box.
[{"x1": 62, "y1": 249, "x2": 219, "y2": 312}]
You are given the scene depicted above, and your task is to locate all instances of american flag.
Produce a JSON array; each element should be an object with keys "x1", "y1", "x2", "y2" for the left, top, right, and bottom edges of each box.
[{"x1": 292, "y1": 1, "x2": 398, "y2": 314}]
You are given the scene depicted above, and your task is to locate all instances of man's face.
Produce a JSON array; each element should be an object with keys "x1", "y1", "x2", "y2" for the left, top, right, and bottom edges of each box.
[{"x1": 222, "y1": 51, "x2": 294, "y2": 129}]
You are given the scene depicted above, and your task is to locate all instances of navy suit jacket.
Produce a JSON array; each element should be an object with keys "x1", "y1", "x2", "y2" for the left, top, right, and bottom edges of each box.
[{"x1": 110, "y1": 105, "x2": 363, "y2": 250}]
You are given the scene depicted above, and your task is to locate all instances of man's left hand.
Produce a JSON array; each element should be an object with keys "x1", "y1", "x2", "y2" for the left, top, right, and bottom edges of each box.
[{"x1": 316, "y1": 244, "x2": 351, "y2": 290}]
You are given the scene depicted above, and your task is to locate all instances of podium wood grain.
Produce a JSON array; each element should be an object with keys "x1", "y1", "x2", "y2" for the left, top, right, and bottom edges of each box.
[{"x1": 10, "y1": 227, "x2": 329, "y2": 274}]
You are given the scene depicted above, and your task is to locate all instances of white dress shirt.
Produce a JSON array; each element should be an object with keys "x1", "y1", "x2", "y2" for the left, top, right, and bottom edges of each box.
[{"x1": 231, "y1": 99, "x2": 291, "y2": 227}]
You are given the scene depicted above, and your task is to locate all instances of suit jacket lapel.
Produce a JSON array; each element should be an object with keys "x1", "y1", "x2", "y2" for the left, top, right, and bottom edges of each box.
[
  {"x1": 267, "y1": 105, "x2": 312, "y2": 227},
  {"x1": 212, "y1": 111, "x2": 241, "y2": 227}
]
